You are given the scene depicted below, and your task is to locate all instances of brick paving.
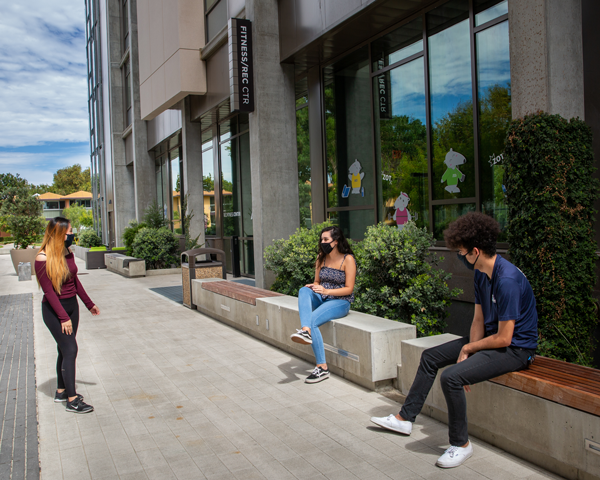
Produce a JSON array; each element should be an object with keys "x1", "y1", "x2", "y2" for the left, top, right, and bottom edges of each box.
[
  {"x1": 0, "y1": 293, "x2": 39, "y2": 480},
  {"x1": 0, "y1": 254, "x2": 564, "y2": 480}
]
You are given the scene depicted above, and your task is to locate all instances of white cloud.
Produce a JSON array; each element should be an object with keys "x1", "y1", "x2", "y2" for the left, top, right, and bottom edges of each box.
[{"x1": 0, "y1": 1, "x2": 88, "y2": 148}]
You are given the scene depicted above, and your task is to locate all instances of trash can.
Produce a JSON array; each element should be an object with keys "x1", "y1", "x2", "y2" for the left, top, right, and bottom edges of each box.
[{"x1": 181, "y1": 248, "x2": 226, "y2": 309}]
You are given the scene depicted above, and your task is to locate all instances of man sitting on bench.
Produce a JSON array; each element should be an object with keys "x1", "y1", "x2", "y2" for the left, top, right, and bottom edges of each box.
[{"x1": 371, "y1": 212, "x2": 538, "y2": 468}]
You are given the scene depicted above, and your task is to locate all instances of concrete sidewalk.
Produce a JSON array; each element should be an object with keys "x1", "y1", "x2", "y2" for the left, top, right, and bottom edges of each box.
[{"x1": 0, "y1": 253, "x2": 562, "y2": 480}]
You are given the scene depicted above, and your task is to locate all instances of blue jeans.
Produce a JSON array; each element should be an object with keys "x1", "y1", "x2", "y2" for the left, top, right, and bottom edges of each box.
[{"x1": 298, "y1": 287, "x2": 351, "y2": 365}]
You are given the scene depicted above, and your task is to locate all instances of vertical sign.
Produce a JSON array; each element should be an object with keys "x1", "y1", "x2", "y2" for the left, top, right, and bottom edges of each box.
[
  {"x1": 377, "y1": 59, "x2": 391, "y2": 119},
  {"x1": 228, "y1": 18, "x2": 254, "y2": 113}
]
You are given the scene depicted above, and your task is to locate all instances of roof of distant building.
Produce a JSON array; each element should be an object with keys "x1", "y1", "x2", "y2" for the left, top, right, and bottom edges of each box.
[
  {"x1": 37, "y1": 191, "x2": 92, "y2": 201},
  {"x1": 37, "y1": 192, "x2": 62, "y2": 200}
]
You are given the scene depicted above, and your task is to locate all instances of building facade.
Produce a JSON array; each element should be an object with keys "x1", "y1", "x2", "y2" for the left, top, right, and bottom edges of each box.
[{"x1": 85, "y1": 0, "x2": 600, "y2": 321}]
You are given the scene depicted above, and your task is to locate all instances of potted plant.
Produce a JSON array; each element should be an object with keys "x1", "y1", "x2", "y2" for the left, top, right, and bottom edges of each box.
[{"x1": 0, "y1": 186, "x2": 46, "y2": 274}]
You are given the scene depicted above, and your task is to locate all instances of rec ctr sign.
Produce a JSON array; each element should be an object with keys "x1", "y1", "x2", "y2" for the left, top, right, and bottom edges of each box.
[{"x1": 228, "y1": 18, "x2": 255, "y2": 113}]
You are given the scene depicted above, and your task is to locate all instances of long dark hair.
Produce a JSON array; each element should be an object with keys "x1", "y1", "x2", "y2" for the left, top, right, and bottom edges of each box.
[{"x1": 316, "y1": 226, "x2": 354, "y2": 267}]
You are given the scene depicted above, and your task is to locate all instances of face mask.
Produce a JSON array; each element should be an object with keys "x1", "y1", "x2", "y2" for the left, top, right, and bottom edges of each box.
[
  {"x1": 65, "y1": 234, "x2": 75, "y2": 249},
  {"x1": 320, "y1": 242, "x2": 334, "y2": 255},
  {"x1": 457, "y1": 250, "x2": 479, "y2": 271}
]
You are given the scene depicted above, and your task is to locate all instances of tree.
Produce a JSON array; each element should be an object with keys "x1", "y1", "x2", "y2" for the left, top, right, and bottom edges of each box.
[
  {"x1": 0, "y1": 173, "x2": 29, "y2": 211},
  {"x1": 52, "y1": 164, "x2": 91, "y2": 195},
  {"x1": 0, "y1": 187, "x2": 46, "y2": 249},
  {"x1": 62, "y1": 204, "x2": 88, "y2": 232}
]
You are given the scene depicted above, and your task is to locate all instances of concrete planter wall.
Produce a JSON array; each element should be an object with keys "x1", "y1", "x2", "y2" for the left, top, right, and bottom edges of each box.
[{"x1": 9, "y1": 248, "x2": 40, "y2": 275}]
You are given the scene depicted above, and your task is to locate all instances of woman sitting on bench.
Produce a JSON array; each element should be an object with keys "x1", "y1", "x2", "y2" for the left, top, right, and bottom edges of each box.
[{"x1": 290, "y1": 226, "x2": 357, "y2": 383}]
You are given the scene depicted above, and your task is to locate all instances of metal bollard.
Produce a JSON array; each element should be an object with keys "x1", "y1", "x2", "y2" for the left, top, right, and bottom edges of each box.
[{"x1": 18, "y1": 262, "x2": 32, "y2": 281}]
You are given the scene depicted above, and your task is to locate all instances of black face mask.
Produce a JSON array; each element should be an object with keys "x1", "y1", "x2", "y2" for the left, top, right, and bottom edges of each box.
[
  {"x1": 65, "y1": 234, "x2": 75, "y2": 249},
  {"x1": 320, "y1": 242, "x2": 334, "y2": 255},
  {"x1": 457, "y1": 250, "x2": 479, "y2": 271}
]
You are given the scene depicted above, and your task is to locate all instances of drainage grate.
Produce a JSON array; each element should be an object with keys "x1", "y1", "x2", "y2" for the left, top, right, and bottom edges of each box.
[{"x1": 149, "y1": 286, "x2": 183, "y2": 304}]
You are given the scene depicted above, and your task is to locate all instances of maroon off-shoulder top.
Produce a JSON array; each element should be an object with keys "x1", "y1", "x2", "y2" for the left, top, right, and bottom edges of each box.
[{"x1": 35, "y1": 252, "x2": 95, "y2": 323}]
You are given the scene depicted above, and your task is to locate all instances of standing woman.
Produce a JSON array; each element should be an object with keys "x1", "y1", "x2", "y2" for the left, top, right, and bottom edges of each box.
[
  {"x1": 290, "y1": 226, "x2": 357, "y2": 383},
  {"x1": 35, "y1": 217, "x2": 99, "y2": 414}
]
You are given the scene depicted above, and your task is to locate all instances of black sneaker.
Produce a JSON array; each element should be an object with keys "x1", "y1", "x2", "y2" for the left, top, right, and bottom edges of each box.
[
  {"x1": 305, "y1": 366, "x2": 330, "y2": 384},
  {"x1": 291, "y1": 329, "x2": 312, "y2": 345},
  {"x1": 54, "y1": 391, "x2": 83, "y2": 403},
  {"x1": 66, "y1": 397, "x2": 94, "y2": 414}
]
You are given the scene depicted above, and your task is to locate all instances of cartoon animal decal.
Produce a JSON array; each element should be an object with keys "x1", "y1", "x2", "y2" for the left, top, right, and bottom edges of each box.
[
  {"x1": 441, "y1": 149, "x2": 466, "y2": 193},
  {"x1": 393, "y1": 192, "x2": 412, "y2": 230},
  {"x1": 348, "y1": 159, "x2": 365, "y2": 195}
]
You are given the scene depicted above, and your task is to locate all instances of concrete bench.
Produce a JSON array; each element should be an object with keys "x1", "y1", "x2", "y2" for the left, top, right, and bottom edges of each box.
[
  {"x1": 192, "y1": 278, "x2": 416, "y2": 390},
  {"x1": 396, "y1": 334, "x2": 600, "y2": 480},
  {"x1": 105, "y1": 253, "x2": 146, "y2": 278}
]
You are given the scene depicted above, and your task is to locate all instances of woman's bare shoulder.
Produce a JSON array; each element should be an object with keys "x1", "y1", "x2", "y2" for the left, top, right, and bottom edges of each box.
[{"x1": 36, "y1": 251, "x2": 47, "y2": 262}]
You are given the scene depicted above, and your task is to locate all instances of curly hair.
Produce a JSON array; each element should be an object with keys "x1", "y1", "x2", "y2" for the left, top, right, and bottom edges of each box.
[{"x1": 443, "y1": 212, "x2": 501, "y2": 257}]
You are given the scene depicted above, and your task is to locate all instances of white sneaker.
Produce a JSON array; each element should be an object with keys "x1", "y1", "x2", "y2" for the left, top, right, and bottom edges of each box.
[
  {"x1": 370, "y1": 414, "x2": 412, "y2": 435},
  {"x1": 436, "y1": 442, "x2": 473, "y2": 468}
]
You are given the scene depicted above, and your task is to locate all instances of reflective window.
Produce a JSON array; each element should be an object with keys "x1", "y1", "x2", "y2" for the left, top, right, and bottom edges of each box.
[
  {"x1": 428, "y1": 0, "x2": 475, "y2": 202},
  {"x1": 202, "y1": 138, "x2": 217, "y2": 236},
  {"x1": 372, "y1": 17, "x2": 423, "y2": 70},
  {"x1": 434, "y1": 204, "x2": 476, "y2": 238},
  {"x1": 475, "y1": 0, "x2": 508, "y2": 27},
  {"x1": 221, "y1": 140, "x2": 241, "y2": 237},
  {"x1": 374, "y1": 56, "x2": 429, "y2": 230},
  {"x1": 170, "y1": 149, "x2": 181, "y2": 232},
  {"x1": 207, "y1": 0, "x2": 227, "y2": 41},
  {"x1": 477, "y1": 20, "x2": 510, "y2": 238},
  {"x1": 324, "y1": 45, "x2": 375, "y2": 239},
  {"x1": 296, "y1": 97, "x2": 311, "y2": 228}
]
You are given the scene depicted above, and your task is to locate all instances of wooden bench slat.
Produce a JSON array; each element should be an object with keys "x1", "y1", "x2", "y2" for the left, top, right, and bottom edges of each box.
[
  {"x1": 510, "y1": 369, "x2": 600, "y2": 396},
  {"x1": 201, "y1": 281, "x2": 284, "y2": 306},
  {"x1": 490, "y1": 373, "x2": 600, "y2": 416},
  {"x1": 491, "y1": 355, "x2": 600, "y2": 416},
  {"x1": 531, "y1": 358, "x2": 600, "y2": 382},
  {"x1": 526, "y1": 366, "x2": 600, "y2": 390}
]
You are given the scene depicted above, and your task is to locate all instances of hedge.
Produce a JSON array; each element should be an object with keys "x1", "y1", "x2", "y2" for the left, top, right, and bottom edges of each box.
[{"x1": 504, "y1": 112, "x2": 599, "y2": 366}]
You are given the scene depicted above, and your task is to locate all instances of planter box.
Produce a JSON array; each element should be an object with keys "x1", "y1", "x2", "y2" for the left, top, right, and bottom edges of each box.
[
  {"x1": 146, "y1": 267, "x2": 182, "y2": 276},
  {"x1": 73, "y1": 245, "x2": 90, "y2": 261},
  {"x1": 10, "y1": 248, "x2": 40, "y2": 275},
  {"x1": 85, "y1": 250, "x2": 109, "y2": 269}
]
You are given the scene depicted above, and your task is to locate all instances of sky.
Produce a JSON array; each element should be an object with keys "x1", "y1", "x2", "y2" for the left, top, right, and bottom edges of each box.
[{"x1": 0, "y1": 1, "x2": 90, "y2": 187}]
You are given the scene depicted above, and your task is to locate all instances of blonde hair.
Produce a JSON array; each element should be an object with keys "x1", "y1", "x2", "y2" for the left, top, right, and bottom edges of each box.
[{"x1": 37, "y1": 217, "x2": 71, "y2": 294}]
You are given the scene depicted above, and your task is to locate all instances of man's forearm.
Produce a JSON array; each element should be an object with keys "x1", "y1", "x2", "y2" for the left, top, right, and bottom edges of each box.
[{"x1": 466, "y1": 333, "x2": 510, "y2": 354}]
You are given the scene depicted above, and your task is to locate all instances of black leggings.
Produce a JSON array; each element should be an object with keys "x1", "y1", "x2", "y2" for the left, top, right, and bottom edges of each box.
[{"x1": 42, "y1": 296, "x2": 79, "y2": 397}]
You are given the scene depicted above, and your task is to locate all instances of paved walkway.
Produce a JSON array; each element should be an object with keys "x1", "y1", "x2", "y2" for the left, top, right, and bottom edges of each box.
[
  {"x1": 0, "y1": 293, "x2": 39, "y2": 480},
  {"x1": 0, "y1": 253, "x2": 562, "y2": 480}
]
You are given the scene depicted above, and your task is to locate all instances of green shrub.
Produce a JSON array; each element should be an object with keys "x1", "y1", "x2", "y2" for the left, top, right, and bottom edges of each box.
[
  {"x1": 122, "y1": 220, "x2": 148, "y2": 256},
  {"x1": 111, "y1": 247, "x2": 126, "y2": 251},
  {"x1": 504, "y1": 112, "x2": 600, "y2": 366},
  {"x1": 264, "y1": 221, "x2": 460, "y2": 337},
  {"x1": 143, "y1": 200, "x2": 168, "y2": 229},
  {"x1": 78, "y1": 229, "x2": 102, "y2": 248},
  {"x1": 264, "y1": 221, "x2": 333, "y2": 296},
  {"x1": 352, "y1": 223, "x2": 461, "y2": 337},
  {"x1": 131, "y1": 227, "x2": 179, "y2": 269}
]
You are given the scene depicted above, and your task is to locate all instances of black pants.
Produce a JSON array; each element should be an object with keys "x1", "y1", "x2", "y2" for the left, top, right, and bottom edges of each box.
[
  {"x1": 42, "y1": 296, "x2": 79, "y2": 397},
  {"x1": 399, "y1": 337, "x2": 534, "y2": 446}
]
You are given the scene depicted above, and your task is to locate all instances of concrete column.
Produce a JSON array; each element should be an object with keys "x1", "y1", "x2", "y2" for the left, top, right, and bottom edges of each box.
[
  {"x1": 246, "y1": 0, "x2": 300, "y2": 288},
  {"x1": 509, "y1": 0, "x2": 584, "y2": 120},
  {"x1": 182, "y1": 97, "x2": 205, "y2": 249},
  {"x1": 308, "y1": 66, "x2": 326, "y2": 225},
  {"x1": 129, "y1": 0, "x2": 155, "y2": 222}
]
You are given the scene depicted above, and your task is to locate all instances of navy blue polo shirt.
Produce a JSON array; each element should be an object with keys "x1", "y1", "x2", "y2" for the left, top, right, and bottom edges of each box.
[{"x1": 474, "y1": 255, "x2": 538, "y2": 350}]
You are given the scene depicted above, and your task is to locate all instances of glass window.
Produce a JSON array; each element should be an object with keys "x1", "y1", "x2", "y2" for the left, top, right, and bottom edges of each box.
[
  {"x1": 202, "y1": 139, "x2": 217, "y2": 236},
  {"x1": 124, "y1": 61, "x2": 132, "y2": 126},
  {"x1": 239, "y1": 132, "x2": 253, "y2": 237},
  {"x1": 207, "y1": 0, "x2": 227, "y2": 41},
  {"x1": 372, "y1": 17, "x2": 423, "y2": 70},
  {"x1": 170, "y1": 149, "x2": 181, "y2": 232},
  {"x1": 327, "y1": 209, "x2": 376, "y2": 240},
  {"x1": 122, "y1": 0, "x2": 129, "y2": 52},
  {"x1": 428, "y1": 0, "x2": 475, "y2": 202},
  {"x1": 325, "y1": 45, "x2": 374, "y2": 211},
  {"x1": 296, "y1": 102, "x2": 311, "y2": 228},
  {"x1": 374, "y1": 56, "x2": 429, "y2": 231},
  {"x1": 475, "y1": 0, "x2": 508, "y2": 27},
  {"x1": 433, "y1": 204, "x2": 476, "y2": 239},
  {"x1": 221, "y1": 140, "x2": 241, "y2": 237},
  {"x1": 156, "y1": 164, "x2": 163, "y2": 215},
  {"x1": 477, "y1": 20, "x2": 511, "y2": 239}
]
